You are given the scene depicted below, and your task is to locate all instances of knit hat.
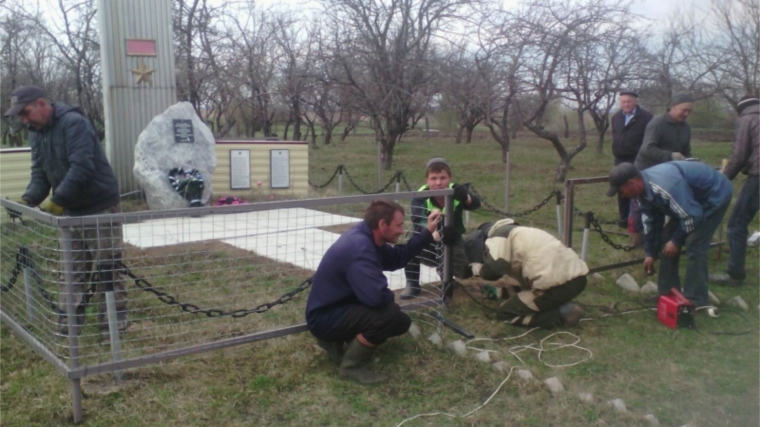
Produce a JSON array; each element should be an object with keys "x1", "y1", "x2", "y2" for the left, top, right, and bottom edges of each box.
[
  {"x1": 670, "y1": 93, "x2": 695, "y2": 106},
  {"x1": 606, "y1": 162, "x2": 640, "y2": 197},
  {"x1": 737, "y1": 95, "x2": 759, "y2": 114},
  {"x1": 425, "y1": 157, "x2": 449, "y2": 170}
]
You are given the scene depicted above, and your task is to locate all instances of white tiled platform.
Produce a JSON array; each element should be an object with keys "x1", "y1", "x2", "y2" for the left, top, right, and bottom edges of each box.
[{"x1": 123, "y1": 208, "x2": 439, "y2": 289}]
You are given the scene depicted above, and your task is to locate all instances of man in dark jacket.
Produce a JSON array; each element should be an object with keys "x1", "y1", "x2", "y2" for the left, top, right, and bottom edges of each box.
[
  {"x1": 606, "y1": 162, "x2": 732, "y2": 307},
  {"x1": 5, "y1": 85, "x2": 126, "y2": 336},
  {"x1": 611, "y1": 90, "x2": 653, "y2": 229},
  {"x1": 401, "y1": 157, "x2": 480, "y2": 300},
  {"x1": 635, "y1": 93, "x2": 694, "y2": 171},
  {"x1": 306, "y1": 200, "x2": 443, "y2": 385},
  {"x1": 711, "y1": 95, "x2": 760, "y2": 287}
]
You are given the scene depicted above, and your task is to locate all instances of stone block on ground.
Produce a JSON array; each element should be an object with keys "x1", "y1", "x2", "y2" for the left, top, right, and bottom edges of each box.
[
  {"x1": 408, "y1": 323, "x2": 421, "y2": 339},
  {"x1": 447, "y1": 340, "x2": 468, "y2": 357},
  {"x1": 134, "y1": 102, "x2": 217, "y2": 210},
  {"x1": 608, "y1": 398, "x2": 627, "y2": 413},
  {"x1": 643, "y1": 414, "x2": 660, "y2": 426},
  {"x1": 616, "y1": 274, "x2": 640, "y2": 292},
  {"x1": 474, "y1": 351, "x2": 491, "y2": 363},
  {"x1": 516, "y1": 369, "x2": 534, "y2": 381},
  {"x1": 591, "y1": 273, "x2": 605, "y2": 282},
  {"x1": 640, "y1": 281, "x2": 658, "y2": 294},
  {"x1": 577, "y1": 392, "x2": 594, "y2": 403},
  {"x1": 428, "y1": 333, "x2": 443, "y2": 348},
  {"x1": 544, "y1": 377, "x2": 565, "y2": 394},
  {"x1": 727, "y1": 296, "x2": 748, "y2": 311},
  {"x1": 492, "y1": 361, "x2": 509, "y2": 373},
  {"x1": 708, "y1": 291, "x2": 720, "y2": 305}
]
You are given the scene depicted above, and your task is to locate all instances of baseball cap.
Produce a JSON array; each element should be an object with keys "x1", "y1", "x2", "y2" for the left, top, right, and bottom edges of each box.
[
  {"x1": 619, "y1": 90, "x2": 638, "y2": 97},
  {"x1": 425, "y1": 157, "x2": 448, "y2": 170},
  {"x1": 605, "y1": 162, "x2": 639, "y2": 197},
  {"x1": 4, "y1": 86, "x2": 46, "y2": 117}
]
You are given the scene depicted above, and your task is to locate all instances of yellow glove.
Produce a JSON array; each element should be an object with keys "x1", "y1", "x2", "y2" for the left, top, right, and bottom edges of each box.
[{"x1": 39, "y1": 199, "x2": 64, "y2": 216}]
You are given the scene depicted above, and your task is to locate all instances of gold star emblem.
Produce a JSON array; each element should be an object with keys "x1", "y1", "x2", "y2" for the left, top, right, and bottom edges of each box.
[{"x1": 131, "y1": 60, "x2": 155, "y2": 86}]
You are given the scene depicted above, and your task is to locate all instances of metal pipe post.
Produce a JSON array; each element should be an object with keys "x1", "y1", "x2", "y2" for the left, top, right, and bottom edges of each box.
[
  {"x1": 556, "y1": 192, "x2": 563, "y2": 237},
  {"x1": 504, "y1": 151, "x2": 511, "y2": 213},
  {"x1": 563, "y1": 181, "x2": 575, "y2": 248},
  {"x1": 23, "y1": 267, "x2": 36, "y2": 324},
  {"x1": 337, "y1": 167, "x2": 343, "y2": 197},
  {"x1": 443, "y1": 194, "x2": 454, "y2": 305},
  {"x1": 60, "y1": 228, "x2": 84, "y2": 423},
  {"x1": 105, "y1": 291, "x2": 123, "y2": 381},
  {"x1": 581, "y1": 212, "x2": 592, "y2": 262}
]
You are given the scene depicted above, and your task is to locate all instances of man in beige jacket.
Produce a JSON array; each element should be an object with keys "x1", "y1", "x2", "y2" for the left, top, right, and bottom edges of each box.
[{"x1": 465, "y1": 219, "x2": 587, "y2": 328}]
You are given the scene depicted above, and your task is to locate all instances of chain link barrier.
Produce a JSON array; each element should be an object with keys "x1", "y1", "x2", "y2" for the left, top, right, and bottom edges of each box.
[
  {"x1": 1, "y1": 246, "x2": 71, "y2": 315},
  {"x1": 342, "y1": 168, "x2": 399, "y2": 194},
  {"x1": 119, "y1": 262, "x2": 313, "y2": 318},
  {"x1": 469, "y1": 186, "x2": 561, "y2": 218},
  {"x1": 587, "y1": 212, "x2": 639, "y2": 252},
  {"x1": 308, "y1": 165, "x2": 343, "y2": 189}
]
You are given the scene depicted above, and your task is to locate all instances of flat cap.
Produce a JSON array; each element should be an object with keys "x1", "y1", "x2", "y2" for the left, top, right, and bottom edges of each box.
[
  {"x1": 606, "y1": 162, "x2": 640, "y2": 197},
  {"x1": 670, "y1": 92, "x2": 694, "y2": 106}
]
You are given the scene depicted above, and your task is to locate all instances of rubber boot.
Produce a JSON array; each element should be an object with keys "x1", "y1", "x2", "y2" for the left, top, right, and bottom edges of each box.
[
  {"x1": 558, "y1": 303, "x2": 584, "y2": 327},
  {"x1": 317, "y1": 338, "x2": 345, "y2": 365},
  {"x1": 339, "y1": 339, "x2": 388, "y2": 385},
  {"x1": 400, "y1": 280, "x2": 421, "y2": 300}
]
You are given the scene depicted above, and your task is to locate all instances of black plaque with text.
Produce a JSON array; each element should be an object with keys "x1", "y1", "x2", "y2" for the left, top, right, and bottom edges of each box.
[{"x1": 173, "y1": 119, "x2": 194, "y2": 143}]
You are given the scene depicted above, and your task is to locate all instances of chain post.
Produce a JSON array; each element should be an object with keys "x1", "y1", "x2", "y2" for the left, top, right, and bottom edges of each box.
[
  {"x1": 337, "y1": 165, "x2": 343, "y2": 197},
  {"x1": 61, "y1": 227, "x2": 84, "y2": 424},
  {"x1": 556, "y1": 192, "x2": 563, "y2": 237},
  {"x1": 581, "y1": 212, "x2": 593, "y2": 262}
]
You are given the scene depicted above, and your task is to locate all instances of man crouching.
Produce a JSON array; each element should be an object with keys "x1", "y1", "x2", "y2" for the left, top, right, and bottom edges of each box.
[
  {"x1": 466, "y1": 219, "x2": 587, "y2": 328},
  {"x1": 305, "y1": 200, "x2": 443, "y2": 385}
]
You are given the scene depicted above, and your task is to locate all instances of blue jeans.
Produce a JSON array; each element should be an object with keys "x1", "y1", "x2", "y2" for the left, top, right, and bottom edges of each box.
[
  {"x1": 657, "y1": 201, "x2": 731, "y2": 306},
  {"x1": 727, "y1": 175, "x2": 759, "y2": 280}
]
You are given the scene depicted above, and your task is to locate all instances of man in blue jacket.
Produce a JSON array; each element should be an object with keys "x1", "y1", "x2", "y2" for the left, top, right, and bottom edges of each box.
[
  {"x1": 306, "y1": 200, "x2": 443, "y2": 385},
  {"x1": 606, "y1": 161, "x2": 733, "y2": 306},
  {"x1": 5, "y1": 85, "x2": 125, "y2": 336}
]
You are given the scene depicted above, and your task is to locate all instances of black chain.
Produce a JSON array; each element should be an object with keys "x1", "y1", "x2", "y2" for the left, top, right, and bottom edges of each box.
[
  {"x1": 588, "y1": 213, "x2": 639, "y2": 252},
  {"x1": 119, "y1": 262, "x2": 313, "y2": 318},
  {"x1": 399, "y1": 173, "x2": 413, "y2": 191},
  {"x1": 469, "y1": 186, "x2": 561, "y2": 218},
  {"x1": 342, "y1": 167, "x2": 399, "y2": 194},
  {"x1": 308, "y1": 165, "x2": 343, "y2": 189},
  {"x1": 1, "y1": 246, "x2": 67, "y2": 315}
]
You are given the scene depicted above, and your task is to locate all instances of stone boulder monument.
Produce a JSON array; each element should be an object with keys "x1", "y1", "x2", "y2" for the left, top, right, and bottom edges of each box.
[{"x1": 134, "y1": 102, "x2": 217, "y2": 210}]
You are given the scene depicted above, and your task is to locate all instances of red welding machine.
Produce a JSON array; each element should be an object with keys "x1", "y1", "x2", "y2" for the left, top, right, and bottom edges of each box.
[{"x1": 657, "y1": 288, "x2": 695, "y2": 329}]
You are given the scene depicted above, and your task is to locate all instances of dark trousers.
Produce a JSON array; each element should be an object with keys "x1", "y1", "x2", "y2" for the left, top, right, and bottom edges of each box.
[
  {"x1": 657, "y1": 201, "x2": 730, "y2": 306},
  {"x1": 499, "y1": 276, "x2": 587, "y2": 329},
  {"x1": 727, "y1": 175, "x2": 759, "y2": 280},
  {"x1": 316, "y1": 303, "x2": 411, "y2": 346},
  {"x1": 615, "y1": 157, "x2": 635, "y2": 222}
]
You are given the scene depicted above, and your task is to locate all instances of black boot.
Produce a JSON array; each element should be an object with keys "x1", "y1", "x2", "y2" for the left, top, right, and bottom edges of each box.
[
  {"x1": 559, "y1": 303, "x2": 584, "y2": 327},
  {"x1": 317, "y1": 338, "x2": 345, "y2": 365},
  {"x1": 339, "y1": 339, "x2": 388, "y2": 385}
]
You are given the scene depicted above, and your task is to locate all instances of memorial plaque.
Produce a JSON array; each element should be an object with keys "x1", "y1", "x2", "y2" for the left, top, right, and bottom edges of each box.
[
  {"x1": 173, "y1": 119, "x2": 194, "y2": 143},
  {"x1": 229, "y1": 150, "x2": 251, "y2": 190},
  {"x1": 270, "y1": 149, "x2": 290, "y2": 189}
]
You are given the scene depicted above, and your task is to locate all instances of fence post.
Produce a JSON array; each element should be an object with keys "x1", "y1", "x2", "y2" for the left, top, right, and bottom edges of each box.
[
  {"x1": 556, "y1": 192, "x2": 563, "y2": 238},
  {"x1": 395, "y1": 171, "x2": 401, "y2": 194},
  {"x1": 581, "y1": 212, "x2": 592, "y2": 262},
  {"x1": 337, "y1": 165, "x2": 343, "y2": 197},
  {"x1": 563, "y1": 181, "x2": 575, "y2": 248},
  {"x1": 60, "y1": 227, "x2": 84, "y2": 424},
  {"x1": 443, "y1": 192, "x2": 454, "y2": 305},
  {"x1": 105, "y1": 291, "x2": 123, "y2": 381}
]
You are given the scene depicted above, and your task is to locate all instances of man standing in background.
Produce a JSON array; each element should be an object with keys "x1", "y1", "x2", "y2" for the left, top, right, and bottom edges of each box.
[
  {"x1": 611, "y1": 90, "x2": 653, "y2": 237},
  {"x1": 711, "y1": 95, "x2": 759, "y2": 287}
]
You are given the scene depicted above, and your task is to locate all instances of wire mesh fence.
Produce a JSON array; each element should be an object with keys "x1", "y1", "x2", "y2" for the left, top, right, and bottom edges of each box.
[{"x1": 0, "y1": 191, "x2": 450, "y2": 422}]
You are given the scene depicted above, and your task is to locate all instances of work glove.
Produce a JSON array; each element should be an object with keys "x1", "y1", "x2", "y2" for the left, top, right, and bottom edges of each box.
[
  {"x1": 440, "y1": 224, "x2": 459, "y2": 245},
  {"x1": 670, "y1": 152, "x2": 686, "y2": 161},
  {"x1": 39, "y1": 199, "x2": 64, "y2": 216},
  {"x1": 470, "y1": 262, "x2": 483, "y2": 277},
  {"x1": 452, "y1": 183, "x2": 470, "y2": 203}
]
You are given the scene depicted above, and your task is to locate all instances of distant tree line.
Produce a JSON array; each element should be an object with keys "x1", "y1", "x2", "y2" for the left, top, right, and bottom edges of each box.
[{"x1": 1, "y1": 0, "x2": 757, "y2": 180}]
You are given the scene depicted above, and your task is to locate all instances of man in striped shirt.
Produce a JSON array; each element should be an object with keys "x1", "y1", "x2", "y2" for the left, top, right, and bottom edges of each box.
[{"x1": 606, "y1": 161, "x2": 733, "y2": 307}]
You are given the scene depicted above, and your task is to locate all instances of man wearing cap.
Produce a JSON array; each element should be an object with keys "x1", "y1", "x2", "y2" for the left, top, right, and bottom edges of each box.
[
  {"x1": 606, "y1": 161, "x2": 732, "y2": 306},
  {"x1": 465, "y1": 219, "x2": 587, "y2": 328},
  {"x1": 401, "y1": 157, "x2": 480, "y2": 300},
  {"x1": 611, "y1": 90, "x2": 653, "y2": 231},
  {"x1": 4, "y1": 85, "x2": 126, "y2": 336},
  {"x1": 711, "y1": 95, "x2": 760, "y2": 287},
  {"x1": 634, "y1": 93, "x2": 695, "y2": 171}
]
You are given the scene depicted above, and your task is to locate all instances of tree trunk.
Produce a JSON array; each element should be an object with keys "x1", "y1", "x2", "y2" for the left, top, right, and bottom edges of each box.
[
  {"x1": 283, "y1": 121, "x2": 290, "y2": 140},
  {"x1": 455, "y1": 126, "x2": 464, "y2": 144},
  {"x1": 424, "y1": 116, "x2": 430, "y2": 136},
  {"x1": 596, "y1": 124, "x2": 608, "y2": 153},
  {"x1": 563, "y1": 114, "x2": 570, "y2": 138},
  {"x1": 324, "y1": 130, "x2": 333, "y2": 145},
  {"x1": 382, "y1": 144, "x2": 394, "y2": 170},
  {"x1": 465, "y1": 126, "x2": 474, "y2": 144}
]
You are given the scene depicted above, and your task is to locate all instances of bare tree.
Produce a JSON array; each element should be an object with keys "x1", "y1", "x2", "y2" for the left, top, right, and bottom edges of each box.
[{"x1": 321, "y1": 0, "x2": 469, "y2": 169}]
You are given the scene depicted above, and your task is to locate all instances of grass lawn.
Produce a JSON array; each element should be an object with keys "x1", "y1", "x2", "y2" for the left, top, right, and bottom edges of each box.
[{"x1": 2, "y1": 128, "x2": 758, "y2": 427}]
